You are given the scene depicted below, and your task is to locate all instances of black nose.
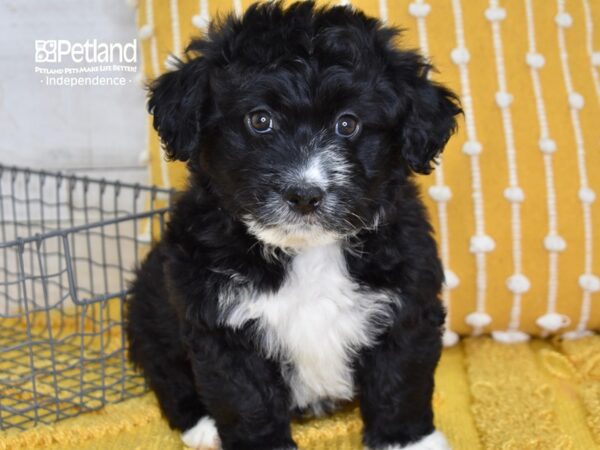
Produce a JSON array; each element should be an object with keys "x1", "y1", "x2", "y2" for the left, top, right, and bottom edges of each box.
[{"x1": 283, "y1": 186, "x2": 325, "y2": 214}]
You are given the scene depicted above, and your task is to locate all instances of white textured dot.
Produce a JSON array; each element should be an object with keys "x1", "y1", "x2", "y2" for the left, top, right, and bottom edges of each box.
[
  {"x1": 568, "y1": 92, "x2": 584, "y2": 109},
  {"x1": 578, "y1": 187, "x2": 596, "y2": 204},
  {"x1": 138, "y1": 24, "x2": 154, "y2": 40},
  {"x1": 538, "y1": 138, "x2": 557, "y2": 154},
  {"x1": 506, "y1": 274, "x2": 531, "y2": 294},
  {"x1": 408, "y1": 2, "x2": 431, "y2": 17},
  {"x1": 555, "y1": 12, "x2": 573, "y2": 28},
  {"x1": 164, "y1": 55, "x2": 180, "y2": 71},
  {"x1": 495, "y1": 91, "x2": 514, "y2": 108},
  {"x1": 544, "y1": 235, "x2": 566, "y2": 252},
  {"x1": 444, "y1": 269, "x2": 460, "y2": 290},
  {"x1": 466, "y1": 312, "x2": 492, "y2": 328},
  {"x1": 536, "y1": 313, "x2": 570, "y2": 332},
  {"x1": 504, "y1": 186, "x2": 525, "y2": 203},
  {"x1": 563, "y1": 330, "x2": 594, "y2": 340},
  {"x1": 579, "y1": 274, "x2": 600, "y2": 292},
  {"x1": 526, "y1": 52, "x2": 545, "y2": 69},
  {"x1": 428, "y1": 185, "x2": 452, "y2": 202},
  {"x1": 592, "y1": 52, "x2": 600, "y2": 66},
  {"x1": 462, "y1": 140, "x2": 482, "y2": 155},
  {"x1": 485, "y1": 6, "x2": 506, "y2": 22},
  {"x1": 492, "y1": 330, "x2": 530, "y2": 344},
  {"x1": 451, "y1": 47, "x2": 470, "y2": 65},
  {"x1": 470, "y1": 234, "x2": 496, "y2": 253},
  {"x1": 442, "y1": 330, "x2": 459, "y2": 347},
  {"x1": 192, "y1": 14, "x2": 209, "y2": 30}
]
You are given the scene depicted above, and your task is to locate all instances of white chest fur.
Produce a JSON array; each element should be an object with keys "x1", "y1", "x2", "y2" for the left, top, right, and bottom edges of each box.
[{"x1": 222, "y1": 243, "x2": 396, "y2": 409}]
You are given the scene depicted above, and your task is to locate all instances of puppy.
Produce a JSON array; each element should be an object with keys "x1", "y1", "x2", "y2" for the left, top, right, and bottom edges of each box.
[{"x1": 126, "y1": 2, "x2": 460, "y2": 449}]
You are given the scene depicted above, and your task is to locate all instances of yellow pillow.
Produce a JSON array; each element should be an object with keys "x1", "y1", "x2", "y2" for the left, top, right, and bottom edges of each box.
[{"x1": 137, "y1": 0, "x2": 600, "y2": 341}]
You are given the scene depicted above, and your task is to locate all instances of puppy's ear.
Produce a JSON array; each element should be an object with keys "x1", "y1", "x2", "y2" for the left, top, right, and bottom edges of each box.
[
  {"x1": 147, "y1": 57, "x2": 209, "y2": 162},
  {"x1": 395, "y1": 56, "x2": 461, "y2": 174}
]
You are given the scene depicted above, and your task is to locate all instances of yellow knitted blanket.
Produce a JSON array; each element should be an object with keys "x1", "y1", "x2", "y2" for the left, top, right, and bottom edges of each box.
[{"x1": 2, "y1": 336, "x2": 600, "y2": 450}]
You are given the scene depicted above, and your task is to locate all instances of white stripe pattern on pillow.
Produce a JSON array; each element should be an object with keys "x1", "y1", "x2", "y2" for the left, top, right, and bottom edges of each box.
[
  {"x1": 169, "y1": 0, "x2": 182, "y2": 58},
  {"x1": 450, "y1": 0, "x2": 494, "y2": 335},
  {"x1": 379, "y1": 0, "x2": 388, "y2": 23},
  {"x1": 521, "y1": 0, "x2": 567, "y2": 340},
  {"x1": 581, "y1": 0, "x2": 600, "y2": 103},
  {"x1": 193, "y1": 0, "x2": 211, "y2": 31},
  {"x1": 409, "y1": 0, "x2": 459, "y2": 348},
  {"x1": 486, "y1": 0, "x2": 530, "y2": 344},
  {"x1": 555, "y1": 0, "x2": 599, "y2": 339},
  {"x1": 232, "y1": 0, "x2": 242, "y2": 17}
]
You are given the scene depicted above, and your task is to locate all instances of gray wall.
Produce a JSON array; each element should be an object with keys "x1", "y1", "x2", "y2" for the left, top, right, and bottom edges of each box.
[{"x1": 0, "y1": 0, "x2": 147, "y2": 183}]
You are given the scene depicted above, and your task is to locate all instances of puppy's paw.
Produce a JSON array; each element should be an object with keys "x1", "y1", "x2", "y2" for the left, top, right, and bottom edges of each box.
[
  {"x1": 368, "y1": 430, "x2": 451, "y2": 450},
  {"x1": 398, "y1": 431, "x2": 450, "y2": 450},
  {"x1": 181, "y1": 416, "x2": 221, "y2": 450}
]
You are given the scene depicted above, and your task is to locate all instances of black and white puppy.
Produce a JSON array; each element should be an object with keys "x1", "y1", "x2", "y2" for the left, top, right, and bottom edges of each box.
[{"x1": 127, "y1": 2, "x2": 460, "y2": 449}]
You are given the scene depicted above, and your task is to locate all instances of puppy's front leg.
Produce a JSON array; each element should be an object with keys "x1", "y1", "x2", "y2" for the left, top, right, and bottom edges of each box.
[
  {"x1": 357, "y1": 320, "x2": 449, "y2": 450},
  {"x1": 186, "y1": 325, "x2": 296, "y2": 450}
]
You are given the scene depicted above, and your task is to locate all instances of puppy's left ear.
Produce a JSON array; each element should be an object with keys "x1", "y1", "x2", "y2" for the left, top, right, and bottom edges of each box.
[{"x1": 396, "y1": 58, "x2": 461, "y2": 174}]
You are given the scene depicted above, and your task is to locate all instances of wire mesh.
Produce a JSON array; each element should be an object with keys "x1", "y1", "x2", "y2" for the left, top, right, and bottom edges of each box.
[{"x1": 0, "y1": 164, "x2": 173, "y2": 431}]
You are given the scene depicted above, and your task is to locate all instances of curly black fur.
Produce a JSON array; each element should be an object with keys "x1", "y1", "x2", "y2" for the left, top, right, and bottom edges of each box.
[{"x1": 128, "y1": 2, "x2": 460, "y2": 449}]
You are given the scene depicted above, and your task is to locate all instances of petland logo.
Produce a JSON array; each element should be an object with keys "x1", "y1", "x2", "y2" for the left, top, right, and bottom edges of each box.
[
  {"x1": 35, "y1": 39, "x2": 137, "y2": 64},
  {"x1": 34, "y1": 39, "x2": 139, "y2": 87}
]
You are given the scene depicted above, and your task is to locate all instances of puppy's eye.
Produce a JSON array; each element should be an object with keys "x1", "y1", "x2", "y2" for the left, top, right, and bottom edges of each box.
[
  {"x1": 335, "y1": 114, "x2": 360, "y2": 138},
  {"x1": 246, "y1": 110, "x2": 273, "y2": 134}
]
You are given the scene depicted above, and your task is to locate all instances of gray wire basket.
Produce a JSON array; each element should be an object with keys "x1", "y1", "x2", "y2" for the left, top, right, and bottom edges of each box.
[{"x1": 0, "y1": 164, "x2": 173, "y2": 431}]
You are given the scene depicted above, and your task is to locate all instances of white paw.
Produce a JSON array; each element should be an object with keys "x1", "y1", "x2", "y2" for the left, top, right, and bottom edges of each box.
[
  {"x1": 181, "y1": 416, "x2": 221, "y2": 450},
  {"x1": 370, "y1": 430, "x2": 451, "y2": 450},
  {"x1": 399, "y1": 431, "x2": 450, "y2": 450}
]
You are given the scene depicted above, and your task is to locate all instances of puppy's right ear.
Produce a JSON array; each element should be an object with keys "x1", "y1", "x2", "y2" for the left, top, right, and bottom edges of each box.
[{"x1": 147, "y1": 58, "x2": 208, "y2": 162}]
